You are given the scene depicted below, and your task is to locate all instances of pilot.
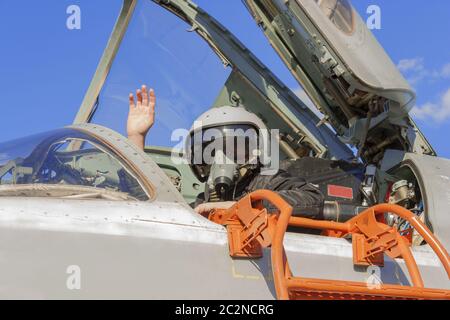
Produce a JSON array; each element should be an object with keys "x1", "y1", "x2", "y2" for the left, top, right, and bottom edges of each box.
[{"x1": 127, "y1": 85, "x2": 324, "y2": 218}]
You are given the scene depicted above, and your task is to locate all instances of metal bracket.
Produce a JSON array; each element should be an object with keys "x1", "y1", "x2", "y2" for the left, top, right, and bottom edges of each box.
[{"x1": 209, "y1": 195, "x2": 275, "y2": 258}]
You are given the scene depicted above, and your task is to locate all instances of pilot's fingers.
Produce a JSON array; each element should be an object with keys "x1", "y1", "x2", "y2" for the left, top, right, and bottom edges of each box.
[
  {"x1": 149, "y1": 88, "x2": 156, "y2": 112},
  {"x1": 141, "y1": 85, "x2": 148, "y2": 106},
  {"x1": 219, "y1": 201, "x2": 237, "y2": 210},
  {"x1": 194, "y1": 201, "x2": 236, "y2": 215},
  {"x1": 194, "y1": 203, "x2": 211, "y2": 215},
  {"x1": 136, "y1": 89, "x2": 143, "y2": 107},
  {"x1": 129, "y1": 93, "x2": 135, "y2": 109},
  {"x1": 194, "y1": 204, "x2": 204, "y2": 214}
]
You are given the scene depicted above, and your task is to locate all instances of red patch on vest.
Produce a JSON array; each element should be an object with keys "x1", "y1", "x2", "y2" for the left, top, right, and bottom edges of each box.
[{"x1": 327, "y1": 185, "x2": 353, "y2": 200}]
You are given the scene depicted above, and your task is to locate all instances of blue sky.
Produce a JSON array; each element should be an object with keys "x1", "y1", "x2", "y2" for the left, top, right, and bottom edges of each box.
[{"x1": 0, "y1": 0, "x2": 449, "y2": 157}]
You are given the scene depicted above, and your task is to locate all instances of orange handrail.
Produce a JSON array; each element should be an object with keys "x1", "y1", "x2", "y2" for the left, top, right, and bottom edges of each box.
[
  {"x1": 286, "y1": 204, "x2": 450, "y2": 285},
  {"x1": 289, "y1": 216, "x2": 350, "y2": 233},
  {"x1": 355, "y1": 204, "x2": 450, "y2": 277},
  {"x1": 269, "y1": 193, "x2": 450, "y2": 299},
  {"x1": 209, "y1": 190, "x2": 450, "y2": 300}
]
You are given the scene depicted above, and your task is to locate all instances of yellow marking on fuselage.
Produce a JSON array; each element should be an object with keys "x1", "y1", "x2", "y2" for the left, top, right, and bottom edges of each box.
[{"x1": 230, "y1": 256, "x2": 273, "y2": 281}]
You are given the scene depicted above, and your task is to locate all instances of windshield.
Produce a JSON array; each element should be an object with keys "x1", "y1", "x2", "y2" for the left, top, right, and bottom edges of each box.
[
  {"x1": 91, "y1": 0, "x2": 232, "y2": 147},
  {"x1": 0, "y1": 129, "x2": 148, "y2": 200}
]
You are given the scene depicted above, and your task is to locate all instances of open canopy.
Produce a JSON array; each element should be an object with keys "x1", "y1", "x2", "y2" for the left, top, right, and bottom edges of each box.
[
  {"x1": 74, "y1": 0, "x2": 435, "y2": 164},
  {"x1": 74, "y1": 0, "x2": 355, "y2": 162},
  {"x1": 244, "y1": 0, "x2": 435, "y2": 162}
]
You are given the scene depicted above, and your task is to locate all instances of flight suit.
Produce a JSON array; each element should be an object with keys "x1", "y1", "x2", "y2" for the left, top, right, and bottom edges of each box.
[
  {"x1": 198, "y1": 168, "x2": 325, "y2": 219},
  {"x1": 240, "y1": 169, "x2": 325, "y2": 219}
]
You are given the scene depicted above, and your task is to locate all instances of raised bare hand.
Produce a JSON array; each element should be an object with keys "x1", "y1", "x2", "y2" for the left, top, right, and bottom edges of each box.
[{"x1": 127, "y1": 85, "x2": 156, "y2": 149}]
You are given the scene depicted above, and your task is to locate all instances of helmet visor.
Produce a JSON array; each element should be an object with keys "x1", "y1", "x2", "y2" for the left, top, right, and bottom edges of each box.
[{"x1": 187, "y1": 124, "x2": 260, "y2": 182}]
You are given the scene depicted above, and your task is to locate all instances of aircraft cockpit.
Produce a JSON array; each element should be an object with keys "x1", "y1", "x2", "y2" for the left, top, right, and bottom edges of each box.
[{"x1": 0, "y1": 128, "x2": 151, "y2": 201}]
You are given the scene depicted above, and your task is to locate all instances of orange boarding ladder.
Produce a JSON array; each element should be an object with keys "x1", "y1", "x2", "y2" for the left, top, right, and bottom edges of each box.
[{"x1": 208, "y1": 190, "x2": 450, "y2": 300}]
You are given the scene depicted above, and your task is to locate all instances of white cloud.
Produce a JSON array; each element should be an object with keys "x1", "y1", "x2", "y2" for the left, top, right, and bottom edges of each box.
[
  {"x1": 397, "y1": 58, "x2": 424, "y2": 73},
  {"x1": 397, "y1": 58, "x2": 428, "y2": 86},
  {"x1": 397, "y1": 58, "x2": 450, "y2": 86},
  {"x1": 440, "y1": 63, "x2": 450, "y2": 78},
  {"x1": 398, "y1": 59, "x2": 450, "y2": 123},
  {"x1": 412, "y1": 88, "x2": 450, "y2": 123}
]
